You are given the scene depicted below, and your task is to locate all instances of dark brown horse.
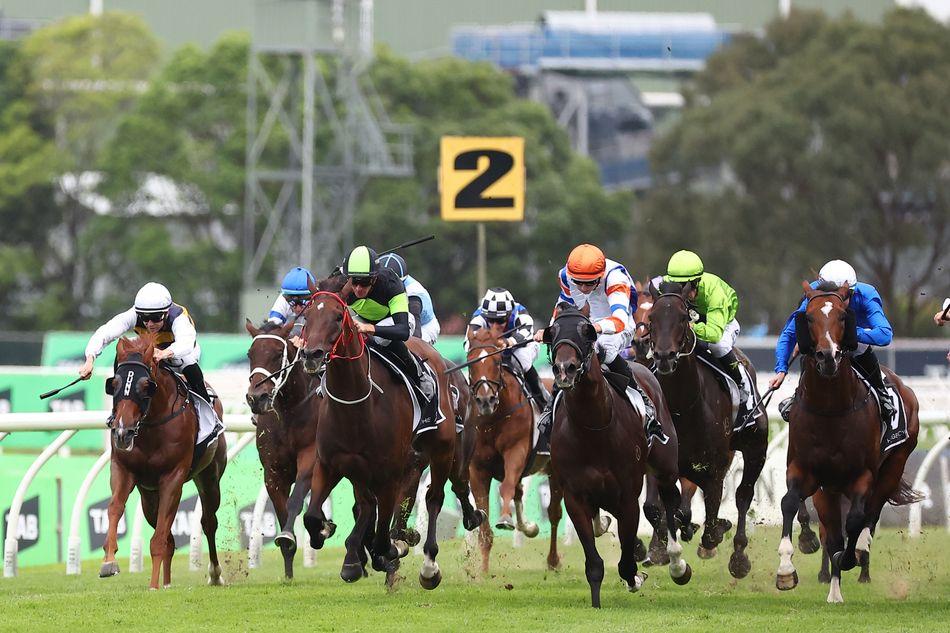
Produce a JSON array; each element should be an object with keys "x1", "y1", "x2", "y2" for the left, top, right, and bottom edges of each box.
[
  {"x1": 465, "y1": 325, "x2": 563, "y2": 573},
  {"x1": 545, "y1": 305, "x2": 691, "y2": 608},
  {"x1": 648, "y1": 283, "x2": 768, "y2": 578},
  {"x1": 298, "y1": 285, "x2": 461, "y2": 588},
  {"x1": 100, "y1": 334, "x2": 227, "y2": 589},
  {"x1": 775, "y1": 282, "x2": 921, "y2": 603},
  {"x1": 245, "y1": 318, "x2": 319, "y2": 579}
]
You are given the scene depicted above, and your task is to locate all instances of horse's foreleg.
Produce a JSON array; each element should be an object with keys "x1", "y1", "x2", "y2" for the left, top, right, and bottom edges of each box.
[
  {"x1": 99, "y1": 463, "x2": 134, "y2": 578},
  {"x1": 151, "y1": 471, "x2": 186, "y2": 590},
  {"x1": 678, "y1": 478, "x2": 698, "y2": 541},
  {"x1": 655, "y1": 471, "x2": 691, "y2": 585},
  {"x1": 495, "y1": 449, "x2": 525, "y2": 531},
  {"x1": 546, "y1": 478, "x2": 563, "y2": 571},
  {"x1": 698, "y1": 478, "x2": 725, "y2": 558},
  {"x1": 275, "y1": 449, "x2": 315, "y2": 578},
  {"x1": 616, "y1": 501, "x2": 647, "y2": 594},
  {"x1": 303, "y1": 459, "x2": 341, "y2": 550},
  {"x1": 775, "y1": 464, "x2": 815, "y2": 591},
  {"x1": 838, "y1": 471, "x2": 873, "y2": 573},
  {"x1": 642, "y1": 474, "x2": 667, "y2": 565},
  {"x1": 513, "y1": 481, "x2": 539, "y2": 538},
  {"x1": 818, "y1": 519, "x2": 831, "y2": 583},
  {"x1": 730, "y1": 440, "x2": 766, "y2": 579},
  {"x1": 419, "y1": 448, "x2": 452, "y2": 590},
  {"x1": 370, "y1": 484, "x2": 400, "y2": 583},
  {"x1": 563, "y1": 492, "x2": 603, "y2": 608},
  {"x1": 813, "y1": 489, "x2": 845, "y2": 603},
  {"x1": 449, "y1": 446, "x2": 484, "y2": 532},
  {"x1": 194, "y1": 447, "x2": 226, "y2": 586},
  {"x1": 341, "y1": 486, "x2": 375, "y2": 583},
  {"x1": 797, "y1": 500, "x2": 821, "y2": 554},
  {"x1": 469, "y1": 462, "x2": 493, "y2": 574}
]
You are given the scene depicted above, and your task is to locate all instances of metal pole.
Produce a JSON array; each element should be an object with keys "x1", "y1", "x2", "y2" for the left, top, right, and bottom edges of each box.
[
  {"x1": 477, "y1": 222, "x2": 487, "y2": 299},
  {"x1": 301, "y1": 51, "x2": 316, "y2": 272}
]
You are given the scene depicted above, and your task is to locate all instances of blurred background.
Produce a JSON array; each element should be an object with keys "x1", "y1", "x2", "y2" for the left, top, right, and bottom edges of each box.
[{"x1": 0, "y1": 0, "x2": 948, "y2": 571}]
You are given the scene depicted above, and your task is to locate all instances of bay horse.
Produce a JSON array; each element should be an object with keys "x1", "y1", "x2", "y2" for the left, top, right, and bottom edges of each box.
[
  {"x1": 100, "y1": 334, "x2": 227, "y2": 589},
  {"x1": 245, "y1": 318, "x2": 319, "y2": 579},
  {"x1": 297, "y1": 282, "x2": 464, "y2": 589},
  {"x1": 648, "y1": 282, "x2": 768, "y2": 578},
  {"x1": 775, "y1": 282, "x2": 921, "y2": 603},
  {"x1": 545, "y1": 304, "x2": 691, "y2": 608},
  {"x1": 465, "y1": 325, "x2": 563, "y2": 573}
]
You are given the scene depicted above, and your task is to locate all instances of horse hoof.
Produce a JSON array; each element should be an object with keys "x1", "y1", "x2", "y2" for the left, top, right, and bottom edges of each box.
[
  {"x1": 495, "y1": 516, "x2": 515, "y2": 531},
  {"x1": 275, "y1": 530, "x2": 297, "y2": 551},
  {"x1": 99, "y1": 561, "x2": 120, "y2": 578},
  {"x1": 697, "y1": 545, "x2": 717, "y2": 559},
  {"x1": 303, "y1": 515, "x2": 326, "y2": 550},
  {"x1": 394, "y1": 540, "x2": 410, "y2": 558},
  {"x1": 776, "y1": 571, "x2": 799, "y2": 591},
  {"x1": 521, "y1": 522, "x2": 540, "y2": 538},
  {"x1": 593, "y1": 515, "x2": 612, "y2": 538},
  {"x1": 672, "y1": 563, "x2": 692, "y2": 586},
  {"x1": 728, "y1": 552, "x2": 751, "y2": 579},
  {"x1": 341, "y1": 562, "x2": 364, "y2": 583},
  {"x1": 633, "y1": 538, "x2": 647, "y2": 562},
  {"x1": 648, "y1": 551, "x2": 670, "y2": 567},
  {"x1": 818, "y1": 569, "x2": 831, "y2": 584},
  {"x1": 627, "y1": 572, "x2": 647, "y2": 593},
  {"x1": 321, "y1": 520, "x2": 337, "y2": 540},
  {"x1": 798, "y1": 531, "x2": 821, "y2": 555},
  {"x1": 858, "y1": 572, "x2": 871, "y2": 584},
  {"x1": 404, "y1": 528, "x2": 421, "y2": 547},
  {"x1": 718, "y1": 519, "x2": 733, "y2": 534},
  {"x1": 547, "y1": 556, "x2": 562, "y2": 572},
  {"x1": 207, "y1": 576, "x2": 224, "y2": 586},
  {"x1": 464, "y1": 509, "x2": 487, "y2": 531},
  {"x1": 419, "y1": 569, "x2": 442, "y2": 590}
]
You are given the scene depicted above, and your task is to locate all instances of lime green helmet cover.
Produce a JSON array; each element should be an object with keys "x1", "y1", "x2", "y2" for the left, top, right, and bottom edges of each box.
[
  {"x1": 666, "y1": 250, "x2": 704, "y2": 282},
  {"x1": 343, "y1": 245, "x2": 379, "y2": 277}
]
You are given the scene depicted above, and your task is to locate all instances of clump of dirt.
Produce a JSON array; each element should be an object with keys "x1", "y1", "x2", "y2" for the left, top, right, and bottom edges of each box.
[
  {"x1": 887, "y1": 576, "x2": 911, "y2": 600},
  {"x1": 221, "y1": 551, "x2": 249, "y2": 584},
  {"x1": 504, "y1": 583, "x2": 514, "y2": 590}
]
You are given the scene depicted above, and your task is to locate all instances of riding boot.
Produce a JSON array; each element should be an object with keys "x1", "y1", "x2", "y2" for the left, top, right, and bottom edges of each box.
[
  {"x1": 388, "y1": 339, "x2": 436, "y2": 400},
  {"x1": 718, "y1": 350, "x2": 750, "y2": 409},
  {"x1": 852, "y1": 348, "x2": 895, "y2": 422},
  {"x1": 523, "y1": 366, "x2": 550, "y2": 405},
  {"x1": 182, "y1": 363, "x2": 212, "y2": 403},
  {"x1": 607, "y1": 356, "x2": 667, "y2": 445}
]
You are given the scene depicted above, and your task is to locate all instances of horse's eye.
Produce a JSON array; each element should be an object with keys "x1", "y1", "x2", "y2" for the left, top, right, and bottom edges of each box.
[{"x1": 336, "y1": 313, "x2": 343, "y2": 322}]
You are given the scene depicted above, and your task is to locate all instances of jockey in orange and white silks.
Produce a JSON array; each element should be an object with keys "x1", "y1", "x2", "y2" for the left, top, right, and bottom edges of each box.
[{"x1": 78, "y1": 282, "x2": 213, "y2": 404}]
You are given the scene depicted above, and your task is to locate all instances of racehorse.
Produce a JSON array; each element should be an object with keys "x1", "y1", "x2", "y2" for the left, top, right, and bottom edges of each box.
[
  {"x1": 297, "y1": 280, "x2": 464, "y2": 589},
  {"x1": 648, "y1": 282, "x2": 768, "y2": 578},
  {"x1": 100, "y1": 334, "x2": 227, "y2": 589},
  {"x1": 465, "y1": 325, "x2": 563, "y2": 573},
  {"x1": 775, "y1": 282, "x2": 921, "y2": 603},
  {"x1": 245, "y1": 318, "x2": 319, "y2": 579},
  {"x1": 545, "y1": 304, "x2": 691, "y2": 608}
]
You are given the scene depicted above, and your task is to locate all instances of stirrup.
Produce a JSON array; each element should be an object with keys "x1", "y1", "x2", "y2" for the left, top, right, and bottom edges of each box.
[{"x1": 778, "y1": 396, "x2": 794, "y2": 422}]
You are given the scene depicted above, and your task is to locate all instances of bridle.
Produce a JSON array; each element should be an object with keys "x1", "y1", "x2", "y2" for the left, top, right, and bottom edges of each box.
[
  {"x1": 250, "y1": 333, "x2": 299, "y2": 402},
  {"x1": 547, "y1": 312, "x2": 596, "y2": 390},
  {"x1": 107, "y1": 356, "x2": 188, "y2": 440},
  {"x1": 648, "y1": 293, "x2": 698, "y2": 360},
  {"x1": 466, "y1": 342, "x2": 507, "y2": 414},
  {"x1": 307, "y1": 291, "x2": 381, "y2": 405}
]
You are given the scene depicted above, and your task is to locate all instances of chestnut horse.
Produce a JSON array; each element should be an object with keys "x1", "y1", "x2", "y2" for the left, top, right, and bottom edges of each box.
[
  {"x1": 775, "y1": 282, "x2": 921, "y2": 603},
  {"x1": 245, "y1": 318, "x2": 320, "y2": 579},
  {"x1": 465, "y1": 325, "x2": 563, "y2": 573},
  {"x1": 648, "y1": 283, "x2": 768, "y2": 578},
  {"x1": 100, "y1": 334, "x2": 227, "y2": 589},
  {"x1": 298, "y1": 285, "x2": 463, "y2": 589},
  {"x1": 545, "y1": 305, "x2": 691, "y2": 608}
]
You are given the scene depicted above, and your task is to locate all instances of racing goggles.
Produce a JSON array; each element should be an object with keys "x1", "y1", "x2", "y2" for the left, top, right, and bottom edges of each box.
[
  {"x1": 137, "y1": 310, "x2": 167, "y2": 323},
  {"x1": 570, "y1": 277, "x2": 601, "y2": 289}
]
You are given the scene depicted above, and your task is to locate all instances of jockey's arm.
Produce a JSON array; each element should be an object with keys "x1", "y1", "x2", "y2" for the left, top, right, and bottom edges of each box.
[
  {"x1": 595, "y1": 273, "x2": 632, "y2": 335},
  {"x1": 370, "y1": 292, "x2": 411, "y2": 342},
  {"x1": 773, "y1": 305, "x2": 802, "y2": 374},
  {"x1": 510, "y1": 311, "x2": 535, "y2": 345},
  {"x1": 268, "y1": 295, "x2": 292, "y2": 325},
  {"x1": 692, "y1": 282, "x2": 728, "y2": 343},
  {"x1": 856, "y1": 292, "x2": 893, "y2": 347},
  {"x1": 408, "y1": 296, "x2": 423, "y2": 337},
  {"x1": 80, "y1": 309, "x2": 137, "y2": 377},
  {"x1": 165, "y1": 311, "x2": 197, "y2": 360},
  {"x1": 936, "y1": 298, "x2": 950, "y2": 326}
]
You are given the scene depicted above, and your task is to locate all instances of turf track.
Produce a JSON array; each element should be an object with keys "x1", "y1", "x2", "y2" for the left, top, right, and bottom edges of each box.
[{"x1": 2, "y1": 527, "x2": 947, "y2": 632}]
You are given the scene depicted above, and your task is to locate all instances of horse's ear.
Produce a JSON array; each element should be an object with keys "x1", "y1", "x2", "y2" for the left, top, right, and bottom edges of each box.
[
  {"x1": 649, "y1": 280, "x2": 660, "y2": 301},
  {"x1": 794, "y1": 312, "x2": 815, "y2": 356},
  {"x1": 116, "y1": 337, "x2": 129, "y2": 356},
  {"x1": 307, "y1": 275, "x2": 318, "y2": 294},
  {"x1": 635, "y1": 280, "x2": 643, "y2": 293},
  {"x1": 801, "y1": 280, "x2": 816, "y2": 297},
  {"x1": 838, "y1": 282, "x2": 851, "y2": 301},
  {"x1": 245, "y1": 318, "x2": 259, "y2": 337},
  {"x1": 143, "y1": 340, "x2": 155, "y2": 365},
  {"x1": 541, "y1": 326, "x2": 553, "y2": 344},
  {"x1": 580, "y1": 322, "x2": 597, "y2": 343},
  {"x1": 841, "y1": 308, "x2": 858, "y2": 352},
  {"x1": 278, "y1": 319, "x2": 295, "y2": 338},
  {"x1": 579, "y1": 302, "x2": 591, "y2": 318}
]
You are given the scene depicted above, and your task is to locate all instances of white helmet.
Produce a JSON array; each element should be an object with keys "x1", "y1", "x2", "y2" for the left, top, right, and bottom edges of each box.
[
  {"x1": 480, "y1": 287, "x2": 515, "y2": 320},
  {"x1": 818, "y1": 260, "x2": 857, "y2": 288},
  {"x1": 134, "y1": 282, "x2": 172, "y2": 312}
]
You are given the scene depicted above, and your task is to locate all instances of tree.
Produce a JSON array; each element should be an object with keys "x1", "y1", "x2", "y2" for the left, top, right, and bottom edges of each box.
[{"x1": 640, "y1": 8, "x2": 950, "y2": 335}]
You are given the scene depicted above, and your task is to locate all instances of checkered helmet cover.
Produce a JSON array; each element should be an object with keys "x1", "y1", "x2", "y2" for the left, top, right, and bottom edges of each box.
[{"x1": 480, "y1": 287, "x2": 515, "y2": 319}]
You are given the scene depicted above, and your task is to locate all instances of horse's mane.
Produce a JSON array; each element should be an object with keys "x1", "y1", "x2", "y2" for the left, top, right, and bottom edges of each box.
[
  {"x1": 317, "y1": 269, "x2": 347, "y2": 293},
  {"x1": 554, "y1": 301, "x2": 581, "y2": 317},
  {"x1": 259, "y1": 320, "x2": 283, "y2": 333},
  {"x1": 122, "y1": 333, "x2": 156, "y2": 354},
  {"x1": 814, "y1": 280, "x2": 841, "y2": 293},
  {"x1": 658, "y1": 279, "x2": 685, "y2": 294}
]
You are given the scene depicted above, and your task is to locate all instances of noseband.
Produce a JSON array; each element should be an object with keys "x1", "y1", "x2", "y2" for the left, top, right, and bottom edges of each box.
[
  {"x1": 466, "y1": 343, "x2": 507, "y2": 410},
  {"x1": 250, "y1": 333, "x2": 298, "y2": 401},
  {"x1": 548, "y1": 313, "x2": 596, "y2": 390}
]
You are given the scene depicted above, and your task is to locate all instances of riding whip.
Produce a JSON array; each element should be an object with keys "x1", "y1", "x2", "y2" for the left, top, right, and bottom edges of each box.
[
  {"x1": 39, "y1": 376, "x2": 85, "y2": 400},
  {"x1": 378, "y1": 234, "x2": 435, "y2": 256},
  {"x1": 444, "y1": 339, "x2": 534, "y2": 374}
]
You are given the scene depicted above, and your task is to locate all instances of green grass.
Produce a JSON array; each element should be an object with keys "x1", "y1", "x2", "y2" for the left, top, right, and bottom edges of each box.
[{"x1": 1, "y1": 527, "x2": 948, "y2": 632}]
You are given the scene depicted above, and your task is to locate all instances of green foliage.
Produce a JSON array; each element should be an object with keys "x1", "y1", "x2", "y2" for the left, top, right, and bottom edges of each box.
[{"x1": 641, "y1": 8, "x2": 950, "y2": 334}]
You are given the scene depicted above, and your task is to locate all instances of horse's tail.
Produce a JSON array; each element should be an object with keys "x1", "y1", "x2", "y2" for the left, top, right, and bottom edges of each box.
[{"x1": 888, "y1": 477, "x2": 926, "y2": 506}]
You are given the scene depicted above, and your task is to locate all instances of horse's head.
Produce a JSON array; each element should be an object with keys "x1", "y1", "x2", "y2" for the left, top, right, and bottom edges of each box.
[
  {"x1": 542, "y1": 303, "x2": 597, "y2": 389},
  {"x1": 245, "y1": 318, "x2": 296, "y2": 414},
  {"x1": 298, "y1": 274, "x2": 354, "y2": 374},
  {"x1": 647, "y1": 281, "x2": 696, "y2": 375},
  {"x1": 466, "y1": 325, "x2": 506, "y2": 416},
  {"x1": 799, "y1": 281, "x2": 857, "y2": 377},
  {"x1": 108, "y1": 335, "x2": 160, "y2": 452},
  {"x1": 630, "y1": 280, "x2": 656, "y2": 362}
]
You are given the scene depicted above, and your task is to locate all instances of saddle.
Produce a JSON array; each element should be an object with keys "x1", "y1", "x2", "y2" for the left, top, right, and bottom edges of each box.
[{"x1": 368, "y1": 347, "x2": 444, "y2": 437}]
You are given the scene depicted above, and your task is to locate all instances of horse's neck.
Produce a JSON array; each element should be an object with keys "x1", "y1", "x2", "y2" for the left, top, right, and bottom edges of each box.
[
  {"x1": 662, "y1": 354, "x2": 704, "y2": 409},
  {"x1": 800, "y1": 357, "x2": 861, "y2": 409},
  {"x1": 144, "y1": 368, "x2": 186, "y2": 427},
  {"x1": 276, "y1": 363, "x2": 312, "y2": 420},
  {"x1": 324, "y1": 330, "x2": 371, "y2": 410},
  {"x1": 564, "y1": 358, "x2": 611, "y2": 425}
]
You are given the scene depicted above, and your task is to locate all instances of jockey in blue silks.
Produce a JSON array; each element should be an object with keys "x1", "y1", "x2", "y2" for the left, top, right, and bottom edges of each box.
[{"x1": 769, "y1": 259, "x2": 895, "y2": 422}]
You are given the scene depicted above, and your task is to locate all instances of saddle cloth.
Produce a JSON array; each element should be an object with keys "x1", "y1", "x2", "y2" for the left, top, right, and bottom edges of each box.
[
  {"x1": 695, "y1": 354, "x2": 760, "y2": 432},
  {"x1": 852, "y1": 368, "x2": 909, "y2": 454},
  {"x1": 166, "y1": 371, "x2": 224, "y2": 466},
  {"x1": 369, "y1": 347, "x2": 445, "y2": 437}
]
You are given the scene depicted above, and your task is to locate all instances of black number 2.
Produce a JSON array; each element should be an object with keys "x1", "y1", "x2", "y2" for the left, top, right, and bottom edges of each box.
[{"x1": 454, "y1": 150, "x2": 514, "y2": 209}]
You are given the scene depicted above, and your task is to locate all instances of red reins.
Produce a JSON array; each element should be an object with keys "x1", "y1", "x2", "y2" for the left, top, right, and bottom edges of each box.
[{"x1": 309, "y1": 291, "x2": 366, "y2": 362}]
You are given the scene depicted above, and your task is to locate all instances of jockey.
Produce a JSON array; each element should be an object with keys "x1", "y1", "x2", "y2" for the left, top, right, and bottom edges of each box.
[
  {"x1": 770, "y1": 259, "x2": 895, "y2": 421},
  {"x1": 466, "y1": 287, "x2": 548, "y2": 404},
  {"x1": 936, "y1": 298, "x2": 950, "y2": 363},
  {"x1": 535, "y1": 244, "x2": 664, "y2": 440},
  {"x1": 267, "y1": 266, "x2": 316, "y2": 327},
  {"x1": 376, "y1": 252, "x2": 441, "y2": 345},
  {"x1": 342, "y1": 245, "x2": 435, "y2": 399},
  {"x1": 78, "y1": 282, "x2": 212, "y2": 403},
  {"x1": 663, "y1": 250, "x2": 752, "y2": 411}
]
